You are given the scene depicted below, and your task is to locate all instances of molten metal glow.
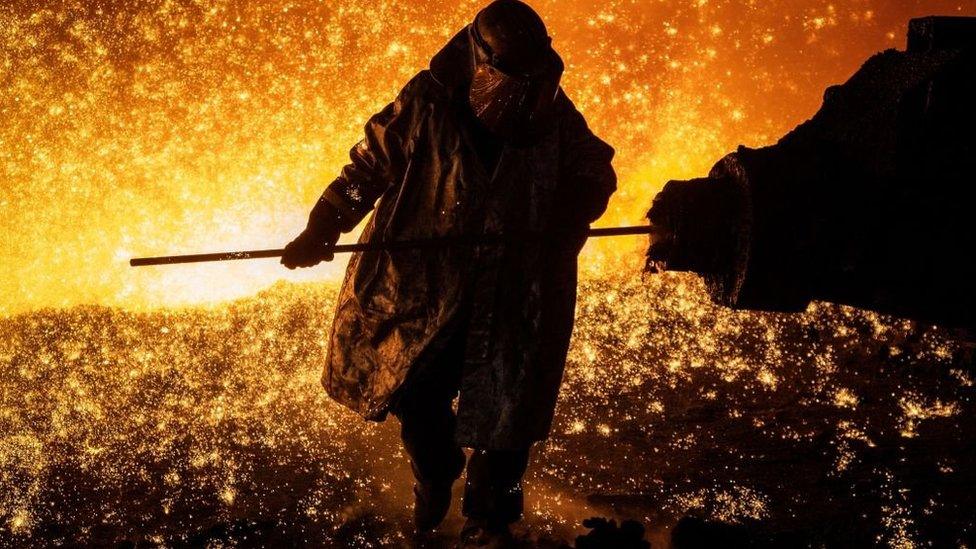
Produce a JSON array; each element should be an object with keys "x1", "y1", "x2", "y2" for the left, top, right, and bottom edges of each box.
[
  {"x1": 3, "y1": 0, "x2": 972, "y2": 314},
  {"x1": 2, "y1": 2, "x2": 976, "y2": 546}
]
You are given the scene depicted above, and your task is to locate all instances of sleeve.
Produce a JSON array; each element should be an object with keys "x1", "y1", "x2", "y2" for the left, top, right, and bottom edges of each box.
[
  {"x1": 555, "y1": 93, "x2": 617, "y2": 229},
  {"x1": 316, "y1": 77, "x2": 428, "y2": 231}
]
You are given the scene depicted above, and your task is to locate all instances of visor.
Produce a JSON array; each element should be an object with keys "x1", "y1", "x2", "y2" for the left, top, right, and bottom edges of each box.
[{"x1": 467, "y1": 23, "x2": 564, "y2": 141}]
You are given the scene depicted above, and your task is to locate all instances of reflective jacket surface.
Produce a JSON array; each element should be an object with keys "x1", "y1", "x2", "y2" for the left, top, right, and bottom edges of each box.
[{"x1": 321, "y1": 35, "x2": 616, "y2": 449}]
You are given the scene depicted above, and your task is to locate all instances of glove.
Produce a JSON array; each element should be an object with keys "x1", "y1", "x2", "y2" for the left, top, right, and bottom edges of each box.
[{"x1": 281, "y1": 197, "x2": 345, "y2": 269}]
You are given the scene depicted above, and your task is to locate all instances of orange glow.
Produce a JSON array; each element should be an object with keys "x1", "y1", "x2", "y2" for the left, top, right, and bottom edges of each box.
[{"x1": 2, "y1": 0, "x2": 974, "y2": 314}]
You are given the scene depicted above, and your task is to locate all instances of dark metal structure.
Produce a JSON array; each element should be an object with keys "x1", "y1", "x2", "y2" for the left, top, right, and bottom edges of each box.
[{"x1": 646, "y1": 16, "x2": 976, "y2": 327}]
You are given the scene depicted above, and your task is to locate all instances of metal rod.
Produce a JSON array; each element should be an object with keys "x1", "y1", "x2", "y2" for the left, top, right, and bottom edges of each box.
[{"x1": 129, "y1": 225, "x2": 652, "y2": 267}]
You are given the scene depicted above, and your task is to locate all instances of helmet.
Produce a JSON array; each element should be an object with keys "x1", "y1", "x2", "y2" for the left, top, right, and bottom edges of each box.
[{"x1": 467, "y1": 1, "x2": 564, "y2": 141}]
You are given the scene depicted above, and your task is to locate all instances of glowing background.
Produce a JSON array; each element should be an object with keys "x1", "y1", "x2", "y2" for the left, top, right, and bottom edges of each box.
[
  {"x1": 3, "y1": 3, "x2": 976, "y2": 545},
  {"x1": 3, "y1": 0, "x2": 973, "y2": 315}
]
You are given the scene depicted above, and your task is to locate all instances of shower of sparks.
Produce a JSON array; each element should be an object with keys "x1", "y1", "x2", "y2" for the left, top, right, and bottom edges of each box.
[
  {"x1": 2, "y1": 0, "x2": 972, "y2": 314},
  {"x1": 2, "y1": 0, "x2": 976, "y2": 547},
  {"x1": 2, "y1": 277, "x2": 974, "y2": 546}
]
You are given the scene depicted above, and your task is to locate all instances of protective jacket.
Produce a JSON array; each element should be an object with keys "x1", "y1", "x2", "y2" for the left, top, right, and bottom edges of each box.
[{"x1": 320, "y1": 29, "x2": 616, "y2": 449}]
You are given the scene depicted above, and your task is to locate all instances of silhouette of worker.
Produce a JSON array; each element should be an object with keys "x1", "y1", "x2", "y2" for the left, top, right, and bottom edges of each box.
[{"x1": 282, "y1": 1, "x2": 615, "y2": 544}]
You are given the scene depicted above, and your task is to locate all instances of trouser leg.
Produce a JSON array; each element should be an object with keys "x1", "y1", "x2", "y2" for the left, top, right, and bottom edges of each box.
[
  {"x1": 392, "y1": 393, "x2": 466, "y2": 486},
  {"x1": 462, "y1": 447, "x2": 532, "y2": 525},
  {"x1": 390, "y1": 329, "x2": 467, "y2": 486}
]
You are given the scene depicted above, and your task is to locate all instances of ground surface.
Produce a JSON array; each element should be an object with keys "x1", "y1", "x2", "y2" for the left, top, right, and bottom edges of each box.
[{"x1": 1, "y1": 274, "x2": 974, "y2": 547}]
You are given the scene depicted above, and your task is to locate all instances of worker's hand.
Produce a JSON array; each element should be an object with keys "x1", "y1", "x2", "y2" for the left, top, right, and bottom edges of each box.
[
  {"x1": 281, "y1": 227, "x2": 339, "y2": 269},
  {"x1": 281, "y1": 199, "x2": 345, "y2": 269}
]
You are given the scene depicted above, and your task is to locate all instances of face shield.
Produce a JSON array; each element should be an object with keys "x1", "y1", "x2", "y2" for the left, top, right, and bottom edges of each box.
[{"x1": 467, "y1": 22, "x2": 564, "y2": 141}]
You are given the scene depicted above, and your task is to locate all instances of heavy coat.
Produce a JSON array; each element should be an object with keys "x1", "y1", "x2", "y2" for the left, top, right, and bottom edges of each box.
[{"x1": 320, "y1": 29, "x2": 616, "y2": 450}]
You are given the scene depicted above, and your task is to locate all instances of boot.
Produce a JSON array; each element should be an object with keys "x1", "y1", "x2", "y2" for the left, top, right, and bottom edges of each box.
[{"x1": 459, "y1": 518, "x2": 515, "y2": 548}]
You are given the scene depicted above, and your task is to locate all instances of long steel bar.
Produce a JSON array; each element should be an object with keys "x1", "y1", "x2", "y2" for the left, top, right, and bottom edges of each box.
[{"x1": 129, "y1": 225, "x2": 652, "y2": 267}]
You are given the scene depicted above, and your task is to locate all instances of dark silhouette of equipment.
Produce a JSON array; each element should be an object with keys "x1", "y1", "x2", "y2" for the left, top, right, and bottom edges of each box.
[{"x1": 646, "y1": 16, "x2": 976, "y2": 328}]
